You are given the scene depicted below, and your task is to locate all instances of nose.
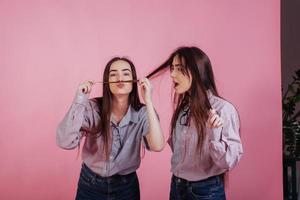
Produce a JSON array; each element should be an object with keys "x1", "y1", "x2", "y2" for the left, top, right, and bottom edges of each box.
[
  {"x1": 170, "y1": 68, "x2": 177, "y2": 78},
  {"x1": 116, "y1": 74, "x2": 123, "y2": 82}
]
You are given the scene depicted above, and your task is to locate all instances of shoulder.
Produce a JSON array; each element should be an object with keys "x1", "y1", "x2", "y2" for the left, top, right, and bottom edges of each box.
[
  {"x1": 87, "y1": 97, "x2": 102, "y2": 112},
  {"x1": 210, "y1": 95, "x2": 239, "y2": 119},
  {"x1": 132, "y1": 104, "x2": 147, "y2": 121},
  {"x1": 135, "y1": 104, "x2": 146, "y2": 114}
]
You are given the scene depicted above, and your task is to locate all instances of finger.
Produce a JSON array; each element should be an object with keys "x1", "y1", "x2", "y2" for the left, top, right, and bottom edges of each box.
[
  {"x1": 212, "y1": 120, "x2": 219, "y2": 128},
  {"x1": 140, "y1": 77, "x2": 150, "y2": 84},
  {"x1": 87, "y1": 85, "x2": 92, "y2": 94},
  {"x1": 216, "y1": 117, "x2": 224, "y2": 127},
  {"x1": 140, "y1": 81, "x2": 147, "y2": 88},
  {"x1": 216, "y1": 120, "x2": 223, "y2": 127},
  {"x1": 82, "y1": 86, "x2": 87, "y2": 94},
  {"x1": 145, "y1": 79, "x2": 152, "y2": 89},
  {"x1": 212, "y1": 118, "x2": 221, "y2": 127},
  {"x1": 209, "y1": 109, "x2": 217, "y2": 117},
  {"x1": 139, "y1": 78, "x2": 145, "y2": 85},
  {"x1": 218, "y1": 118, "x2": 224, "y2": 126},
  {"x1": 90, "y1": 80, "x2": 96, "y2": 84},
  {"x1": 141, "y1": 78, "x2": 153, "y2": 90},
  {"x1": 142, "y1": 78, "x2": 149, "y2": 84},
  {"x1": 210, "y1": 114, "x2": 218, "y2": 124},
  {"x1": 87, "y1": 81, "x2": 94, "y2": 87}
]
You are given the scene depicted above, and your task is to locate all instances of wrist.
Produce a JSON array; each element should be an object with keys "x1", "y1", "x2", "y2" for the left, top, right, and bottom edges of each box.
[
  {"x1": 145, "y1": 98, "x2": 153, "y2": 106},
  {"x1": 74, "y1": 91, "x2": 89, "y2": 104},
  {"x1": 209, "y1": 127, "x2": 222, "y2": 141}
]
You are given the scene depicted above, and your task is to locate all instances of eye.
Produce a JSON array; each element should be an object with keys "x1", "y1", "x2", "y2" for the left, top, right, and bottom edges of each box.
[
  {"x1": 170, "y1": 65, "x2": 174, "y2": 72},
  {"x1": 110, "y1": 73, "x2": 116, "y2": 77},
  {"x1": 177, "y1": 65, "x2": 187, "y2": 74},
  {"x1": 123, "y1": 72, "x2": 131, "y2": 76}
]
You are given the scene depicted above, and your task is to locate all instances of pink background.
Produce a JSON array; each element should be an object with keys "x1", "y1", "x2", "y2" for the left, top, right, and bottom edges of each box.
[{"x1": 0, "y1": 1, "x2": 282, "y2": 199}]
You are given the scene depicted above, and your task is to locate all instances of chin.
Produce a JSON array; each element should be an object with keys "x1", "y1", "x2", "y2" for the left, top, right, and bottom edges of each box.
[
  {"x1": 175, "y1": 87, "x2": 189, "y2": 94},
  {"x1": 111, "y1": 90, "x2": 131, "y2": 96},
  {"x1": 174, "y1": 89, "x2": 184, "y2": 94}
]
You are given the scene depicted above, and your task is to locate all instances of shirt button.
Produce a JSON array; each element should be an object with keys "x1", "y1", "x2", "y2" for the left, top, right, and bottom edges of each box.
[{"x1": 109, "y1": 156, "x2": 114, "y2": 160}]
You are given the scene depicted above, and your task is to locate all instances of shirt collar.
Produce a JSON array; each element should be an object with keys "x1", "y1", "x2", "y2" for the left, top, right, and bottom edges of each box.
[
  {"x1": 111, "y1": 105, "x2": 139, "y2": 127},
  {"x1": 207, "y1": 89, "x2": 213, "y2": 100}
]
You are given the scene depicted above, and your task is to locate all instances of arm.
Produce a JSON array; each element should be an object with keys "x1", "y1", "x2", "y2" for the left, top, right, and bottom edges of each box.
[
  {"x1": 140, "y1": 78, "x2": 165, "y2": 152},
  {"x1": 56, "y1": 81, "x2": 100, "y2": 150},
  {"x1": 209, "y1": 103, "x2": 243, "y2": 170}
]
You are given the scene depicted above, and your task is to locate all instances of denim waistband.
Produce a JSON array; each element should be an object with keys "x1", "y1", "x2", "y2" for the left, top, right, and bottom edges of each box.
[
  {"x1": 81, "y1": 163, "x2": 136, "y2": 183},
  {"x1": 172, "y1": 174, "x2": 223, "y2": 186}
]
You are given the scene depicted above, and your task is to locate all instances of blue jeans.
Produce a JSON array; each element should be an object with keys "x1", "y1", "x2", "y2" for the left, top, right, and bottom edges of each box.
[
  {"x1": 75, "y1": 163, "x2": 140, "y2": 200},
  {"x1": 170, "y1": 175, "x2": 226, "y2": 200}
]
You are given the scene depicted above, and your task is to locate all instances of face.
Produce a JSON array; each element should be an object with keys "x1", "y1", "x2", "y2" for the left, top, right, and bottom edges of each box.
[
  {"x1": 108, "y1": 60, "x2": 133, "y2": 95},
  {"x1": 170, "y1": 55, "x2": 192, "y2": 94}
]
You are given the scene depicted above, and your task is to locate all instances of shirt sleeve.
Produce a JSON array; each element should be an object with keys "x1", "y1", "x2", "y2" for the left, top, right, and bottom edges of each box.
[
  {"x1": 138, "y1": 106, "x2": 150, "y2": 150},
  {"x1": 209, "y1": 102, "x2": 243, "y2": 170},
  {"x1": 56, "y1": 92, "x2": 101, "y2": 150}
]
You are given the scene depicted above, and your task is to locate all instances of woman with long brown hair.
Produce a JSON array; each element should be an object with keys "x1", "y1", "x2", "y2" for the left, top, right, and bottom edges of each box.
[
  {"x1": 147, "y1": 46, "x2": 243, "y2": 200},
  {"x1": 57, "y1": 57, "x2": 164, "y2": 200}
]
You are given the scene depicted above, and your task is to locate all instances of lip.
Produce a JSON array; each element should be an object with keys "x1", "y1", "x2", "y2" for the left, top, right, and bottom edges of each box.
[
  {"x1": 173, "y1": 81, "x2": 179, "y2": 88},
  {"x1": 116, "y1": 83, "x2": 125, "y2": 88}
]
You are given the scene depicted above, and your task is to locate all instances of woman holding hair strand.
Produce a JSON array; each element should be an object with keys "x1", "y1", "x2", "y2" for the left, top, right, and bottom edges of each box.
[{"x1": 57, "y1": 57, "x2": 164, "y2": 200}]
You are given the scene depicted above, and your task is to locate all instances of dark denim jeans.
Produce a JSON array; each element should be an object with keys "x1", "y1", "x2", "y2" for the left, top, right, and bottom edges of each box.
[
  {"x1": 75, "y1": 163, "x2": 140, "y2": 200},
  {"x1": 170, "y1": 175, "x2": 226, "y2": 200}
]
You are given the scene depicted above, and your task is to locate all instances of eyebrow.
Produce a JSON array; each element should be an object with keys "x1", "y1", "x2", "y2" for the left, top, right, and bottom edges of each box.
[
  {"x1": 109, "y1": 69, "x2": 132, "y2": 73},
  {"x1": 171, "y1": 64, "x2": 184, "y2": 67}
]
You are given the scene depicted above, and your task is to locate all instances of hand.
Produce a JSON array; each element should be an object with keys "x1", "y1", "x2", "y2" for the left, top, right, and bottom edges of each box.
[
  {"x1": 139, "y1": 78, "x2": 153, "y2": 104},
  {"x1": 78, "y1": 81, "x2": 94, "y2": 94},
  {"x1": 207, "y1": 109, "x2": 224, "y2": 128}
]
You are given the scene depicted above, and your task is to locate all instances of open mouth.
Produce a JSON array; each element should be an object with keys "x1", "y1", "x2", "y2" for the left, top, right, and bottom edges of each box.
[{"x1": 173, "y1": 82, "x2": 179, "y2": 88}]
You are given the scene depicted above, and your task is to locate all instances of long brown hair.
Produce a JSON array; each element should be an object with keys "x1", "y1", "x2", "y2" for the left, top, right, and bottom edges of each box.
[
  {"x1": 97, "y1": 57, "x2": 143, "y2": 159},
  {"x1": 147, "y1": 47, "x2": 219, "y2": 153}
]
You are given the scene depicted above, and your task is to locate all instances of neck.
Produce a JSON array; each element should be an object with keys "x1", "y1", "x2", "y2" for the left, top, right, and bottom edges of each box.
[{"x1": 111, "y1": 95, "x2": 129, "y2": 121}]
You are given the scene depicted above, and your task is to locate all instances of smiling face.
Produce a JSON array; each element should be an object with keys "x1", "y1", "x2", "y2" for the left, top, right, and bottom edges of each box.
[
  {"x1": 108, "y1": 60, "x2": 133, "y2": 96},
  {"x1": 170, "y1": 55, "x2": 192, "y2": 94}
]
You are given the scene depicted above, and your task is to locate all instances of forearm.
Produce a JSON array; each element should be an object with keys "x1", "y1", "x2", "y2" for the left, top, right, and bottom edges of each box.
[
  {"x1": 209, "y1": 137, "x2": 243, "y2": 169},
  {"x1": 209, "y1": 108, "x2": 243, "y2": 169},
  {"x1": 56, "y1": 92, "x2": 88, "y2": 149},
  {"x1": 145, "y1": 100, "x2": 165, "y2": 151}
]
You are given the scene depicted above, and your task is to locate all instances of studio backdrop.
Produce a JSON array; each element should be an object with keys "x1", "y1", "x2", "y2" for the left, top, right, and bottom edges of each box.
[{"x1": 0, "y1": 1, "x2": 281, "y2": 199}]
